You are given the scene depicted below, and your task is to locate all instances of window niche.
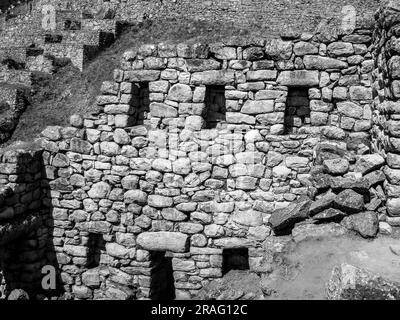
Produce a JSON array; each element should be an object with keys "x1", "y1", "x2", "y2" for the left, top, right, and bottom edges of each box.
[
  {"x1": 64, "y1": 19, "x2": 81, "y2": 31},
  {"x1": 149, "y1": 251, "x2": 175, "y2": 300},
  {"x1": 132, "y1": 82, "x2": 150, "y2": 125},
  {"x1": 87, "y1": 233, "x2": 106, "y2": 268},
  {"x1": 44, "y1": 34, "x2": 63, "y2": 43},
  {"x1": 222, "y1": 248, "x2": 249, "y2": 275},
  {"x1": 205, "y1": 85, "x2": 226, "y2": 129},
  {"x1": 284, "y1": 87, "x2": 311, "y2": 134}
]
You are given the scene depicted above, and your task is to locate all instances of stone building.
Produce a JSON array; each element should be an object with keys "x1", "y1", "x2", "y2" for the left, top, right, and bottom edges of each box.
[{"x1": 0, "y1": 0, "x2": 400, "y2": 300}]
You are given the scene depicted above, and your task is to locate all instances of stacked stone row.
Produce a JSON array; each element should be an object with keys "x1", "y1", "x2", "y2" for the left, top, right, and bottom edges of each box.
[
  {"x1": 112, "y1": 30, "x2": 374, "y2": 142},
  {"x1": 0, "y1": 146, "x2": 50, "y2": 298},
  {"x1": 372, "y1": 2, "x2": 400, "y2": 226},
  {"x1": 36, "y1": 23, "x2": 380, "y2": 299}
]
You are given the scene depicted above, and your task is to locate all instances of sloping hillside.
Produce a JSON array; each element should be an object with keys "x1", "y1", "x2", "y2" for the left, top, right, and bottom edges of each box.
[{"x1": 4, "y1": 18, "x2": 252, "y2": 146}]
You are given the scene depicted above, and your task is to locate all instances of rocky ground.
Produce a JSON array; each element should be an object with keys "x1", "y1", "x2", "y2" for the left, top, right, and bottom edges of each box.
[{"x1": 196, "y1": 227, "x2": 400, "y2": 300}]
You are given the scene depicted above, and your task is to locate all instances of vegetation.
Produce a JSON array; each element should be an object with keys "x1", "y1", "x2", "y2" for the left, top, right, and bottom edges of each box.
[{"x1": 4, "y1": 18, "x2": 251, "y2": 146}]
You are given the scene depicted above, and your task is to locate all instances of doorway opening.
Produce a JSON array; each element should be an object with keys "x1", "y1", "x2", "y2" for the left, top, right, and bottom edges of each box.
[
  {"x1": 149, "y1": 251, "x2": 175, "y2": 300},
  {"x1": 132, "y1": 82, "x2": 150, "y2": 125},
  {"x1": 87, "y1": 233, "x2": 106, "y2": 268}
]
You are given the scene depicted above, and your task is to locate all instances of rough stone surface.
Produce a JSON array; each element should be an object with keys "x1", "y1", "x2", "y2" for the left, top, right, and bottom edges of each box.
[
  {"x1": 326, "y1": 263, "x2": 400, "y2": 300},
  {"x1": 269, "y1": 199, "x2": 311, "y2": 233},
  {"x1": 334, "y1": 189, "x2": 364, "y2": 214},
  {"x1": 136, "y1": 232, "x2": 189, "y2": 253},
  {"x1": 341, "y1": 211, "x2": 379, "y2": 238}
]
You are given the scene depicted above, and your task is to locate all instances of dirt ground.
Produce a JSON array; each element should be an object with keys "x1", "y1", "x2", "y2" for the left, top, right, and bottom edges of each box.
[{"x1": 266, "y1": 232, "x2": 400, "y2": 300}]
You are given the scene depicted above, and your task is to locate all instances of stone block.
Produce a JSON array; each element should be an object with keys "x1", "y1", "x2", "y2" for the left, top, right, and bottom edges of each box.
[{"x1": 137, "y1": 232, "x2": 189, "y2": 253}]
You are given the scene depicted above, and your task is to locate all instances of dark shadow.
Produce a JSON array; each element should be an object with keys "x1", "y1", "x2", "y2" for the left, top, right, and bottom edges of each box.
[
  {"x1": 149, "y1": 251, "x2": 175, "y2": 300},
  {"x1": 222, "y1": 248, "x2": 249, "y2": 275},
  {"x1": 87, "y1": 233, "x2": 106, "y2": 268},
  {"x1": 0, "y1": 146, "x2": 64, "y2": 299},
  {"x1": 285, "y1": 87, "x2": 310, "y2": 134},
  {"x1": 44, "y1": 34, "x2": 63, "y2": 44},
  {"x1": 133, "y1": 82, "x2": 150, "y2": 125},
  {"x1": 1, "y1": 58, "x2": 24, "y2": 70},
  {"x1": 205, "y1": 85, "x2": 226, "y2": 129},
  {"x1": 64, "y1": 19, "x2": 82, "y2": 31}
]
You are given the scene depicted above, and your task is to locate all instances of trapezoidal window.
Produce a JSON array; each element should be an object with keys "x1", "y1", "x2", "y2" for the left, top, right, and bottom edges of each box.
[
  {"x1": 222, "y1": 248, "x2": 249, "y2": 275},
  {"x1": 205, "y1": 85, "x2": 226, "y2": 129},
  {"x1": 64, "y1": 19, "x2": 81, "y2": 30},
  {"x1": 132, "y1": 82, "x2": 150, "y2": 125},
  {"x1": 149, "y1": 251, "x2": 175, "y2": 300},
  {"x1": 44, "y1": 34, "x2": 63, "y2": 43},
  {"x1": 285, "y1": 87, "x2": 311, "y2": 134},
  {"x1": 87, "y1": 233, "x2": 106, "y2": 268}
]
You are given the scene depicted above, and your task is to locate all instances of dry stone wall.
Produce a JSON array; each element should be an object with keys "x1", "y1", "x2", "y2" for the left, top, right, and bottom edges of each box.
[
  {"x1": 0, "y1": 0, "x2": 399, "y2": 301},
  {"x1": 26, "y1": 20, "x2": 389, "y2": 299},
  {"x1": 29, "y1": 0, "x2": 380, "y2": 37},
  {"x1": 372, "y1": 0, "x2": 400, "y2": 226},
  {"x1": 0, "y1": 0, "x2": 123, "y2": 145},
  {"x1": 0, "y1": 145, "x2": 54, "y2": 298}
]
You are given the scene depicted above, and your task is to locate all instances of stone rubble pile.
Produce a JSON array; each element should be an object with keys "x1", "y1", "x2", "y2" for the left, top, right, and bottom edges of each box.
[
  {"x1": 270, "y1": 150, "x2": 386, "y2": 238},
  {"x1": 310, "y1": 152, "x2": 386, "y2": 238}
]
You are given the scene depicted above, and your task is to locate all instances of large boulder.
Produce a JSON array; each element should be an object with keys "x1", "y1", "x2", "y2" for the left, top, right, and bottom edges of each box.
[
  {"x1": 309, "y1": 191, "x2": 335, "y2": 216},
  {"x1": 136, "y1": 232, "x2": 189, "y2": 253},
  {"x1": 341, "y1": 211, "x2": 379, "y2": 238},
  {"x1": 277, "y1": 70, "x2": 319, "y2": 86},
  {"x1": 190, "y1": 70, "x2": 235, "y2": 85},
  {"x1": 334, "y1": 189, "x2": 364, "y2": 214},
  {"x1": 326, "y1": 263, "x2": 400, "y2": 300},
  {"x1": 292, "y1": 223, "x2": 347, "y2": 243},
  {"x1": 269, "y1": 199, "x2": 311, "y2": 233},
  {"x1": 355, "y1": 154, "x2": 385, "y2": 175}
]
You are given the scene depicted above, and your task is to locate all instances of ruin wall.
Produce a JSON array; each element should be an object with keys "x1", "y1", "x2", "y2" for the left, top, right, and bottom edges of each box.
[
  {"x1": 372, "y1": 0, "x2": 400, "y2": 223},
  {"x1": 30, "y1": 20, "x2": 385, "y2": 299}
]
